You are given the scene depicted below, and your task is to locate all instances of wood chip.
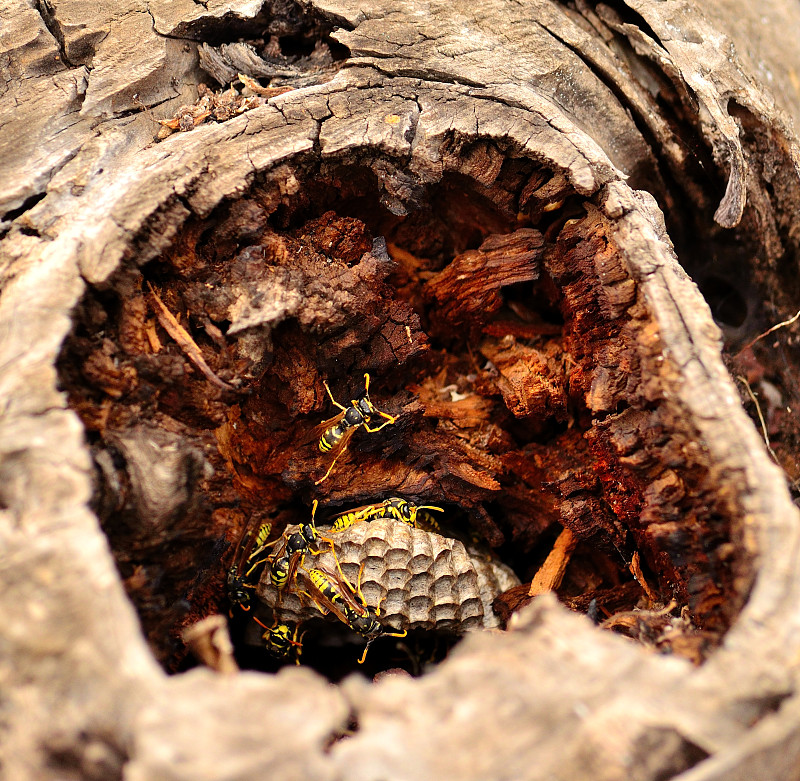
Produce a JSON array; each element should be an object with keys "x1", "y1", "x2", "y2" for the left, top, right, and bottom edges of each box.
[{"x1": 529, "y1": 527, "x2": 577, "y2": 596}]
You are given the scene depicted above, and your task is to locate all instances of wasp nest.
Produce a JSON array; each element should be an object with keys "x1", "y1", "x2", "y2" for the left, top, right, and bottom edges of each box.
[{"x1": 257, "y1": 518, "x2": 520, "y2": 632}]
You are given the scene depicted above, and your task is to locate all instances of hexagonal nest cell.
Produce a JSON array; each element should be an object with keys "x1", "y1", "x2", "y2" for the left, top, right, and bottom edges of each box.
[{"x1": 56, "y1": 153, "x2": 750, "y2": 679}]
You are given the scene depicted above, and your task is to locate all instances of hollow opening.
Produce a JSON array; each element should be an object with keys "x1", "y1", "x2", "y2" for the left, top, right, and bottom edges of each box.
[
  {"x1": 57, "y1": 152, "x2": 745, "y2": 679},
  {"x1": 699, "y1": 275, "x2": 750, "y2": 329}
]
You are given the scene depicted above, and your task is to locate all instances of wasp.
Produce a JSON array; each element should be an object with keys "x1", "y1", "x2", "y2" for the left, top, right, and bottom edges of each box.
[
  {"x1": 269, "y1": 501, "x2": 333, "y2": 592},
  {"x1": 311, "y1": 373, "x2": 397, "y2": 484},
  {"x1": 253, "y1": 616, "x2": 305, "y2": 664},
  {"x1": 301, "y1": 563, "x2": 407, "y2": 664},
  {"x1": 331, "y1": 497, "x2": 444, "y2": 533},
  {"x1": 227, "y1": 521, "x2": 274, "y2": 614}
]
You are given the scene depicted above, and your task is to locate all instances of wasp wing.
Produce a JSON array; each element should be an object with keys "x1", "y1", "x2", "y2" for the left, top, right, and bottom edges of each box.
[
  {"x1": 325, "y1": 564, "x2": 371, "y2": 618},
  {"x1": 330, "y1": 500, "x2": 388, "y2": 531},
  {"x1": 299, "y1": 409, "x2": 347, "y2": 447},
  {"x1": 298, "y1": 569, "x2": 353, "y2": 626},
  {"x1": 237, "y1": 515, "x2": 278, "y2": 561},
  {"x1": 283, "y1": 550, "x2": 305, "y2": 591},
  {"x1": 311, "y1": 424, "x2": 357, "y2": 484}
]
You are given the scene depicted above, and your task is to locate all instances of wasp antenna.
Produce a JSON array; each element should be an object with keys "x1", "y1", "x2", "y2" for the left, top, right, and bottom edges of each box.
[
  {"x1": 418, "y1": 505, "x2": 445, "y2": 513},
  {"x1": 363, "y1": 411, "x2": 396, "y2": 432},
  {"x1": 244, "y1": 555, "x2": 269, "y2": 579},
  {"x1": 363, "y1": 372, "x2": 371, "y2": 396},
  {"x1": 252, "y1": 615, "x2": 269, "y2": 630}
]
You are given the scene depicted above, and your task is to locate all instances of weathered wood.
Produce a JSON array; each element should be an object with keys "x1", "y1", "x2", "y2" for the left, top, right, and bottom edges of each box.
[{"x1": 4, "y1": 0, "x2": 800, "y2": 778}]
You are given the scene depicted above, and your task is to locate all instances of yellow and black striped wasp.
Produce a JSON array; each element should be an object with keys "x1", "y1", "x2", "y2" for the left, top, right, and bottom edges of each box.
[
  {"x1": 331, "y1": 497, "x2": 444, "y2": 533},
  {"x1": 253, "y1": 615, "x2": 305, "y2": 664},
  {"x1": 226, "y1": 521, "x2": 275, "y2": 615},
  {"x1": 310, "y1": 373, "x2": 397, "y2": 484},
  {"x1": 269, "y1": 500, "x2": 333, "y2": 592},
  {"x1": 300, "y1": 563, "x2": 407, "y2": 664}
]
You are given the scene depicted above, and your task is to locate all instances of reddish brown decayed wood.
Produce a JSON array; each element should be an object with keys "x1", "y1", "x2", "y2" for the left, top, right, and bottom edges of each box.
[
  {"x1": 57, "y1": 174, "x2": 740, "y2": 667},
  {"x1": 481, "y1": 337, "x2": 569, "y2": 421},
  {"x1": 424, "y1": 228, "x2": 544, "y2": 338},
  {"x1": 147, "y1": 283, "x2": 241, "y2": 393}
]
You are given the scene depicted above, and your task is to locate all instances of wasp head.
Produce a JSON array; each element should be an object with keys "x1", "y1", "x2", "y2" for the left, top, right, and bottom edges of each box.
[
  {"x1": 299, "y1": 523, "x2": 319, "y2": 547},
  {"x1": 227, "y1": 575, "x2": 251, "y2": 607},
  {"x1": 285, "y1": 532, "x2": 308, "y2": 556},
  {"x1": 350, "y1": 614, "x2": 383, "y2": 638}
]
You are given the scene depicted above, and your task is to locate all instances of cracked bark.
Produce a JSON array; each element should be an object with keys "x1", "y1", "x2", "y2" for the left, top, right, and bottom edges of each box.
[{"x1": 4, "y1": 1, "x2": 800, "y2": 780}]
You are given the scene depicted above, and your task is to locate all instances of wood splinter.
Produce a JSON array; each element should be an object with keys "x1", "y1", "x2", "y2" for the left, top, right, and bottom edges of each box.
[
  {"x1": 529, "y1": 527, "x2": 577, "y2": 597},
  {"x1": 182, "y1": 615, "x2": 239, "y2": 674},
  {"x1": 147, "y1": 282, "x2": 243, "y2": 394}
]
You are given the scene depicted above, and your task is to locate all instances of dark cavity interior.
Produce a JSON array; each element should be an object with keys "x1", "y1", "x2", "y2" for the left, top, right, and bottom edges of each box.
[{"x1": 57, "y1": 155, "x2": 743, "y2": 679}]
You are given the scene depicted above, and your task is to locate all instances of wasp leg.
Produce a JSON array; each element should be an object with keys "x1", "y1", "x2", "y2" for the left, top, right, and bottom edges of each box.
[
  {"x1": 355, "y1": 628, "x2": 406, "y2": 665},
  {"x1": 307, "y1": 504, "x2": 339, "y2": 560},
  {"x1": 292, "y1": 628, "x2": 307, "y2": 665},
  {"x1": 357, "y1": 639, "x2": 375, "y2": 665},
  {"x1": 248, "y1": 537, "x2": 280, "y2": 561},
  {"x1": 323, "y1": 380, "x2": 348, "y2": 412},
  {"x1": 373, "y1": 593, "x2": 408, "y2": 639},
  {"x1": 353, "y1": 562, "x2": 368, "y2": 609},
  {"x1": 328, "y1": 555, "x2": 364, "y2": 610},
  {"x1": 243, "y1": 555, "x2": 270, "y2": 580},
  {"x1": 244, "y1": 541, "x2": 280, "y2": 579},
  {"x1": 313, "y1": 447, "x2": 345, "y2": 484},
  {"x1": 297, "y1": 588, "x2": 331, "y2": 616}
]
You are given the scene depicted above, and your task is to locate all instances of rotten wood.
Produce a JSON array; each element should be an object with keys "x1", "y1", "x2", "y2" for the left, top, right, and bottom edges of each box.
[
  {"x1": 528, "y1": 527, "x2": 577, "y2": 597},
  {"x1": 424, "y1": 229, "x2": 544, "y2": 340},
  {"x1": 147, "y1": 282, "x2": 243, "y2": 392}
]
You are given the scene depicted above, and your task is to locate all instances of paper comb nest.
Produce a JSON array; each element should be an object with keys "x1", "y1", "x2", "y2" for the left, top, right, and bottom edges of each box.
[{"x1": 257, "y1": 518, "x2": 520, "y2": 632}]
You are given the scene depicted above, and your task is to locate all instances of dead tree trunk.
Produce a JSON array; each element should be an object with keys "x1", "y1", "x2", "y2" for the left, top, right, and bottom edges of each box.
[{"x1": 4, "y1": 0, "x2": 800, "y2": 778}]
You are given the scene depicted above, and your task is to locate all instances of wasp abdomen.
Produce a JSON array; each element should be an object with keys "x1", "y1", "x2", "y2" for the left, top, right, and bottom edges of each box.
[
  {"x1": 318, "y1": 426, "x2": 342, "y2": 453},
  {"x1": 270, "y1": 556, "x2": 290, "y2": 589}
]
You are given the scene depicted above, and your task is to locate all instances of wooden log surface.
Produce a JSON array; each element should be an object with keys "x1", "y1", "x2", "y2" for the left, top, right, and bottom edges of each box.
[{"x1": 4, "y1": 0, "x2": 800, "y2": 778}]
